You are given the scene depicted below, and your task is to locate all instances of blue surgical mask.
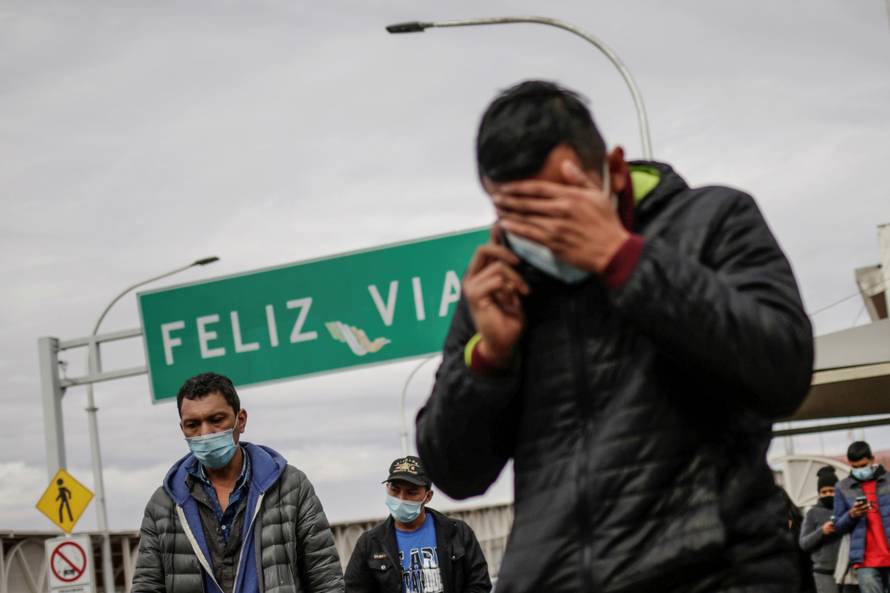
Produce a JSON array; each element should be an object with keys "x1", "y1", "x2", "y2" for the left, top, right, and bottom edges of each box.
[
  {"x1": 505, "y1": 160, "x2": 615, "y2": 284},
  {"x1": 186, "y1": 428, "x2": 238, "y2": 469},
  {"x1": 852, "y1": 465, "x2": 876, "y2": 481},
  {"x1": 386, "y1": 494, "x2": 424, "y2": 524}
]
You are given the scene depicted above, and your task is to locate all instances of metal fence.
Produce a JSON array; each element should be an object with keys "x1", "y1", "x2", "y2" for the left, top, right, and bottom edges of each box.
[{"x1": 1, "y1": 503, "x2": 513, "y2": 593}]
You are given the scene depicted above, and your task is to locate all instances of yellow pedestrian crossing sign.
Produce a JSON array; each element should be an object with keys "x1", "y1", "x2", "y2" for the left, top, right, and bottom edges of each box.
[{"x1": 36, "y1": 469, "x2": 94, "y2": 533}]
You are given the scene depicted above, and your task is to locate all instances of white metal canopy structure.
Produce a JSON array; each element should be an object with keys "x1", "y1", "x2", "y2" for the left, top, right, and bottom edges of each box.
[
  {"x1": 771, "y1": 454, "x2": 850, "y2": 508},
  {"x1": 783, "y1": 318, "x2": 890, "y2": 428}
]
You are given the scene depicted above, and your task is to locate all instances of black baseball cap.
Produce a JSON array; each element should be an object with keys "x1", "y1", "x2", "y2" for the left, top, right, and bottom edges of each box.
[{"x1": 384, "y1": 456, "x2": 431, "y2": 487}]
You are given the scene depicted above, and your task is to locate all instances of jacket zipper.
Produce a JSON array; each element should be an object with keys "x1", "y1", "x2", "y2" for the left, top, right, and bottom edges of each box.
[
  {"x1": 232, "y1": 493, "x2": 265, "y2": 593},
  {"x1": 177, "y1": 505, "x2": 225, "y2": 593},
  {"x1": 176, "y1": 492, "x2": 265, "y2": 593},
  {"x1": 568, "y1": 293, "x2": 596, "y2": 593}
]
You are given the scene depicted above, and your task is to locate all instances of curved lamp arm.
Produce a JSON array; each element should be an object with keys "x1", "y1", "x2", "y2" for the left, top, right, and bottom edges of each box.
[
  {"x1": 90, "y1": 256, "x2": 219, "y2": 337},
  {"x1": 387, "y1": 16, "x2": 653, "y2": 159}
]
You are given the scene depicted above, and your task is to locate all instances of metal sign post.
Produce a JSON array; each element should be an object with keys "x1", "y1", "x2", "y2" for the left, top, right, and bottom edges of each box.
[
  {"x1": 38, "y1": 328, "x2": 147, "y2": 593},
  {"x1": 38, "y1": 329, "x2": 147, "y2": 479},
  {"x1": 39, "y1": 337, "x2": 67, "y2": 481}
]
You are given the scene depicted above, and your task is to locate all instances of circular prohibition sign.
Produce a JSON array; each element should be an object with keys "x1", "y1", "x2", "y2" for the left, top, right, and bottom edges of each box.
[{"x1": 50, "y1": 541, "x2": 88, "y2": 583}]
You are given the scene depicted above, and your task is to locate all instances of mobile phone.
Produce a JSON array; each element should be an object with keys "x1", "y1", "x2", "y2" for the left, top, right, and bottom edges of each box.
[{"x1": 855, "y1": 495, "x2": 868, "y2": 505}]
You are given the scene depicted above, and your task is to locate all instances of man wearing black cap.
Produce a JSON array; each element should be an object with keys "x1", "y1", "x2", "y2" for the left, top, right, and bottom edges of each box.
[
  {"x1": 800, "y1": 467, "x2": 843, "y2": 593},
  {"x1": 344, "y1": 456, "x2": 491, "y2": 593}
]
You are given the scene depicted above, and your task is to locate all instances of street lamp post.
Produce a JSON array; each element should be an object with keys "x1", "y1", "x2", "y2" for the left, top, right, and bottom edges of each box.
[
  {"x1": 399, "y1": 355, "x2": 439, "y2": 455},
  {"x1": 86, "y1": 256, "x2": 219, "y2": 593},
  {"x1": 386, "y1": 16, "x2": 653, "y2": 160}
]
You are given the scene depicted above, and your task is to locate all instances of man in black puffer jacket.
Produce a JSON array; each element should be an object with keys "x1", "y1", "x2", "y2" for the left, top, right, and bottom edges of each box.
[{"x1": 416, "y1": 80, "x2": 814, "y2": 593}]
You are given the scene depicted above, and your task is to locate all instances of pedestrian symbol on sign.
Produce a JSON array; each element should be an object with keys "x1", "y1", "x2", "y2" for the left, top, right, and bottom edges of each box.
[
  {"x1": 56, "y1": 478, "x2": 74, "y2": 524},
  {"x1": 36, "y1": 469, "x2": 94, "y2": 533}
]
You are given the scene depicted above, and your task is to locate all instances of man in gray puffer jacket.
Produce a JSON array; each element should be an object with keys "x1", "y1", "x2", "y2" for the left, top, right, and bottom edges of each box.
[
  {"x1": 800, "y1": 467, "x2": 843, "y2": 593},
  {"x1": 131, "y1": 372, "x2": 343, "y2": 593}
]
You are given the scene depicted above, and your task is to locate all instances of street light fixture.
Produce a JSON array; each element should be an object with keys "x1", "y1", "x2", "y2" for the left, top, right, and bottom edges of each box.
[
  {"x1": 386, "y1": 16, "x2": 654, "y2": 160},
  {"x1": 86, "y1": 256, "x2": 219, "y2": 593}
]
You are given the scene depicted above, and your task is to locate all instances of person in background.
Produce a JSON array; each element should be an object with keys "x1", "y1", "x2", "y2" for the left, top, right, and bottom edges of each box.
[
  {"x1": 345, "y1": 456, "x2": 490, "y2": 593},
  {"x1": 801, "y1": 467, "x2": 842, "y2": 593},
  {"x1": 835, "y1": 441, "x2": 890, "y2": 593}
]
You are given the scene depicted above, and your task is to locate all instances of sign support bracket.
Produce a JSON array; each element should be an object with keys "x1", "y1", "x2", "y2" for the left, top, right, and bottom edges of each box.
[{"x1": 38, "y1": 328, "x2": 146, "y2": 479}]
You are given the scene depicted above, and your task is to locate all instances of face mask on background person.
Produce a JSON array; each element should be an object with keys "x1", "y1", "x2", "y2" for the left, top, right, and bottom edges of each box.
[
  {"x1": 852, "y1": 465, "x2": 876, "y2": 481},
  {"x1": 819, "y1": 496, "x2": 834, "y2": 509},
  {"x1": 186, "y1": 428, "x2": 238, "y2": 469},
  {"x1": 505, "y1": 159, "x2": 615, "y2": 285},
  {"x1": 386, "y1": 494, "x2": 424, "y2": 524}
]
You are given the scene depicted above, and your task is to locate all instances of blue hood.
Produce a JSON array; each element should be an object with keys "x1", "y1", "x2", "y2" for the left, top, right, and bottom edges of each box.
[
  {"x1": 161, "y1": 442, "x2": 288, "y2": 593},
  {"x1": 163, "y1": 441, "x2": 287, "y2": 505}
]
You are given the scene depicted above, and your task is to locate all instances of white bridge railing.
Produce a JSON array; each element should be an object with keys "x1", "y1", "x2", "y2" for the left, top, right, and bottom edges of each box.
[{"x1": 1, "y1": 502, "x2": 513, "y2": 593}]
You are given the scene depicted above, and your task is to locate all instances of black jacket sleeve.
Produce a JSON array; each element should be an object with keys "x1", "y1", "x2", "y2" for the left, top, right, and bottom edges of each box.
[
  {"x1": 416, "y1": 299, "x2": 521, "y2": 499},
  {"x1": 610, "y1": 192, "x2": 814, "y2": 419},
  {"x1": 457, "y1": 522, "x2": 492, "y2": 593},
  {"x1": 344, "y1": 533, "x2": 376, "y2": 593}
]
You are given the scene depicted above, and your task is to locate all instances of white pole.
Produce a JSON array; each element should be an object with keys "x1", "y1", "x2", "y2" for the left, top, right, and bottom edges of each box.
[
  {"x1": 85, "y1": 346, "x2": 115, "y2": 593},
  {"x1": 400, "y1": 356, "x2": 439, "y2": 455},
  {"x1": 39, "y1": 337, "x2": 66, "y2": 479},
  {"x1": 879, "y1": 224, "x2": 890, "y2": 317},
  {"x1": 85, "y1": 257, "x2": 218, "y2": 593}
]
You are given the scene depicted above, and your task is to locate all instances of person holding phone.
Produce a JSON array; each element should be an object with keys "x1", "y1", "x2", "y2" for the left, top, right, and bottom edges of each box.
[
  {"x1": 415, "y1": 80, "x2": 814, "y2": 593},
  {"x1": 800, "y1": 467, "x2": 842, "y2": 592},
  {"x1": 834, "y1": 441, "x2": 890, "y2": 592}
]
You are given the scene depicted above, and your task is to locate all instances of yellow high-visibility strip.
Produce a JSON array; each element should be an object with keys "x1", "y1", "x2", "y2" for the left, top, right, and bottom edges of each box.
[{"x1": 465, "y1": 333, "x2": 483, "y2": 367}]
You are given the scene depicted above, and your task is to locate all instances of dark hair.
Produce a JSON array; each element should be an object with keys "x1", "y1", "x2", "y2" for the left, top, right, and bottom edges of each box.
[
  {"x1": 847, "y1": 441, "x2": 873, "y2": 462},
  {"x1": 177, "y1": 372, "x2": 240, "y2": 417},
  {"x1": 816, "y1": 466, "x2": 838, "y2": 491},
  {"x1": 476, "y1": 80, "x2": 607, "y2": 183}
]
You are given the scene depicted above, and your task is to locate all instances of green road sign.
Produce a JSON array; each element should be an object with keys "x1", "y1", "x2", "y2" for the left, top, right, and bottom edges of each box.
[{"x1": 138, "y1": 228, "x2": 489, "y2": 402}]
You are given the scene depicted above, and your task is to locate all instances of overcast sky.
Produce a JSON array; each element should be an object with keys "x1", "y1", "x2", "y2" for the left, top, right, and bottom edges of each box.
[{"x1": 2, "y1": 0, "x2": 890, "y2": 532}]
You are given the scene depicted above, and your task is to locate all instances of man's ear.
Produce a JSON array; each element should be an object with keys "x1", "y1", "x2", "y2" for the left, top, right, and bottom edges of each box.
[
  {"x1": 607, "y1": 146, "x2": 629, "y2": 195},
  {"x1": 481, "y1": 177, "x2": 496, "y2": 196},
  {"x1": 237, "y1": 409, "x2": 247, "y2": 434}
]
